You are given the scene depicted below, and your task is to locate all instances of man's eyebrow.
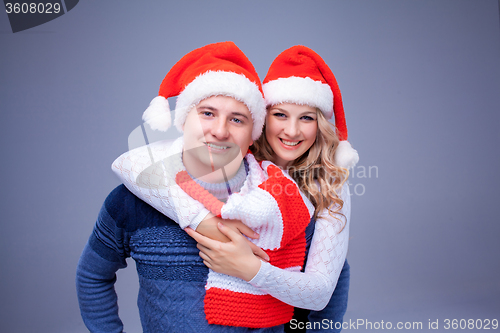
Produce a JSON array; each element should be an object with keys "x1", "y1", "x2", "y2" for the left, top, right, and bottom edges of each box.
[
  {"x1": 231, "y1": 112, "x2": 249, "y2": 120},
  {"x1": 197, "y1": 105, "x2": 249, "y2": 120},
  {"x1": 197, "y1": 105, "x2": 217, "y2": 111}
]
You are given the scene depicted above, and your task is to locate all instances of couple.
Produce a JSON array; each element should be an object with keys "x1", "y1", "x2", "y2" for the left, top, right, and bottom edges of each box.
[{"x1": 76, "y1": 41, "x2": 359, "y2": 333}]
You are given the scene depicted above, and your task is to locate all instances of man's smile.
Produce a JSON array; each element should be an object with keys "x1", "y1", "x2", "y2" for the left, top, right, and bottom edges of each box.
[{"x1": 204, "y1": 142, "x2": 231, "y2": 151}]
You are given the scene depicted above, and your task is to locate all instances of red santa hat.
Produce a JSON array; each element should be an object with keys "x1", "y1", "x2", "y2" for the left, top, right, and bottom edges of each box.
[
  {"x1": 143, "y1": 42, "x2": 266, "y2": 140},
  {"x1": 263, "y1": 45, "x2": 359, "y2": 168}
]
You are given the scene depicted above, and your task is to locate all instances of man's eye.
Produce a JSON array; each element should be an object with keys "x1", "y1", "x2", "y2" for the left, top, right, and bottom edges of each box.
[{"x1": 232, "y1": 118, "x2": 242, "y2": 124}]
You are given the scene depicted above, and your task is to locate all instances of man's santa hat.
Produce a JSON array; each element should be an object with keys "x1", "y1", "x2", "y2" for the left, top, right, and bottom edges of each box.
[
  {"x1": 263, "y1": 45, "x2": 359, "y2": 168},
  {"x1": 143, "y1": 41, "x2": 266, "y2": 140}
]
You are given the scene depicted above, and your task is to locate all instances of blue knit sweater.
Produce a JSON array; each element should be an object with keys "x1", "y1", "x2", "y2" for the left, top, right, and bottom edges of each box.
[
  {"x1": 77, "y1": 185, "x2": 285, "y2": 333},
  {"x1": 76, "y1": 185, "x2": 349, "y2": 333}
]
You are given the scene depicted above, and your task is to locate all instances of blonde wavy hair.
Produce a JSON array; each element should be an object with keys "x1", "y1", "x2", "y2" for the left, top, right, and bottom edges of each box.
[{"x1": 251, "y1": 108, "x2": 349, "y2": 223}]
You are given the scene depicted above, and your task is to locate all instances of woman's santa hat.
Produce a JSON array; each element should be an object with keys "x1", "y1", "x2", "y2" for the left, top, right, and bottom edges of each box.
[
  {"x1": 143, "y1": 41, "x2": 266, "y2": 140},
  {"x1": 263, "y1": 45, "x2": 359, "y2": 168}
]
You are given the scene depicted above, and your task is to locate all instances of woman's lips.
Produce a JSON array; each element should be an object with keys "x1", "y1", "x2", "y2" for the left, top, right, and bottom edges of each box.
[{"x1": 279, "y1": 138, "x2": 303, "y2": 150}]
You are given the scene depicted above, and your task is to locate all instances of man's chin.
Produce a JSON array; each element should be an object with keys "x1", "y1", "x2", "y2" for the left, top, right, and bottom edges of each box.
[
  {"x1": 212, "y1": 156, "x2": 239, "y2": 170},
  {"x1": 183, "y1": 146, "x2": 244, "y2": 178}
]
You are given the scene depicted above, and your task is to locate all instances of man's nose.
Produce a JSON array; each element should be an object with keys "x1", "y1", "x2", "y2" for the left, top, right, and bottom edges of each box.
[{"x1": 211, "y1": 117, "x2": 230, "y2": 139}]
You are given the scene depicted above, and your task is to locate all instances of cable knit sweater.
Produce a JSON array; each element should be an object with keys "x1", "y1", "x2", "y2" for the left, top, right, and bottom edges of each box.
[
  {"x1": 76, "y1": 185, "x2": 286, "y2": 333},
  {"x1": 112, "y1": 138, "x2": 350, "y2": 313}
]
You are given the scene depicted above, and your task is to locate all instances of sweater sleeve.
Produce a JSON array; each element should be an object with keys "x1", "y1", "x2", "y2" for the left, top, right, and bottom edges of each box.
[
  {"x1": 76, "y1": 192, "x2": 129, "y2": 333},
  {"x1": 248, "y1": 183, "x2": 350, "y2": 311},
  {"x1": 111, "y1": 140, "x2": 208, "y2": 230}
]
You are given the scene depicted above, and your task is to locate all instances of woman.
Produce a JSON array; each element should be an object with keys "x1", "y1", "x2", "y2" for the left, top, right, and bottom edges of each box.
[{"x1": 185, "y1": 45, "x2": 358, "y2": 330}]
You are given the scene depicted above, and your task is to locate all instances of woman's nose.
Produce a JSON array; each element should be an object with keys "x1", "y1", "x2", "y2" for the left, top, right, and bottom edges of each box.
[{"x1": 284, "y1": 120, "x2": 300, "y2": 137}]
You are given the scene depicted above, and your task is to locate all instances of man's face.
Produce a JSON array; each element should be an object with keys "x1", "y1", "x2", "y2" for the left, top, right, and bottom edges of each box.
[{"x1": 182, "y1": 95, "x2": 254, "y2": 179}]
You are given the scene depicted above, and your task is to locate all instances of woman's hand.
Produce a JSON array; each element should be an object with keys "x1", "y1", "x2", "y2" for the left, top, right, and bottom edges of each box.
[
  {"x1": 185, "y1": 222, "x2": 264, "y2": 282},
  {"x1": 195, "y1": 215, "x2": 269, "y2": 262},
  {"x1": 196, "y1": 213, "x2": 260, "y2": 241}
]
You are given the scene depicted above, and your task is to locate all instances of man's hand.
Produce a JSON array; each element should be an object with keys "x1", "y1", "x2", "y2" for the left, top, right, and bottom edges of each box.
[
  {"x1": 186, "y1": 223, "x2": 263, "y2": 281},
  {"x1": 195, "y1": 214, "x2": 269, "y2": 262}
]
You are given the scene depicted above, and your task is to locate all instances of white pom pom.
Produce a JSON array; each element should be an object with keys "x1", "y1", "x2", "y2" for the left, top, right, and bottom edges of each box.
[
  {"x1": 334, "y1": 141, "x2": 359, "y2": 169},
  {"x1": 142, "y1": 96, "x2": 171, "y2": 131}
]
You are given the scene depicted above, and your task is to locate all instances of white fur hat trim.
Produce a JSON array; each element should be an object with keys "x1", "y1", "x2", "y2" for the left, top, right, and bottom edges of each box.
[
  {"x1": 335, "y1": 141, "x2": 359, "y2": 169},
  {"x1": 174, "y1": 71, "x2": 266, "y2": 140},
  {"x1": 142, "y1": 96, "x2": 171, "y2": 131},
  {"x1": 263, "y1": 76, "x2": 334, "y2": 119}
]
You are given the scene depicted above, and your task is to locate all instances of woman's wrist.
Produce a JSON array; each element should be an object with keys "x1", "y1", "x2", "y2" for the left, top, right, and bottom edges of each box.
[
  {"x1": 241, "y1": 257, "x2": 262, "y2": 282},
  {"x1": 247, "y1": 260, "x2": 271, "y2": 286}
]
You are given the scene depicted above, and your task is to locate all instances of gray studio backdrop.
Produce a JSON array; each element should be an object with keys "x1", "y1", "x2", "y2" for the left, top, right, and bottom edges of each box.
[{"x1": 1, "y1": 1, "x2": 499, "y2": 332}]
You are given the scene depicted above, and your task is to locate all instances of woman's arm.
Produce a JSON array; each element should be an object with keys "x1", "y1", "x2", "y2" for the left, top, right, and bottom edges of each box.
[
  {"x1": 113, "y1": 143, "x2": 267, "y2": 259},
  {"x1": 187, "y1": 183, "x2": 351, "y2": 311},
  {"x1": 251, "y1": 199, "x2": 349, "y2": 311},
  {"x1": 112, "y1": 141, "x2": 258, "y2": 235},
  {"x1": 112, "y1": 139, "x2": 210, "y2": 230}
]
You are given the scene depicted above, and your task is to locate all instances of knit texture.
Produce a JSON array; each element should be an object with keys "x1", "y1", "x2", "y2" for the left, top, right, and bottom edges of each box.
[
  {"x1": 77, "y1": 185, "x2": 288, "y2": 333},
  {"x1": 176, "y1": 171, "x2": 224, "y2": 217},
  {"x1": 110, "y1": 138, "x2": 350, "y2": 327},
  {"x1": 248, "y1": 183, "x2": 350, "y2": 312},
  {"x1": 175, "y1": 160, "x2": 312, "y2": 327}
]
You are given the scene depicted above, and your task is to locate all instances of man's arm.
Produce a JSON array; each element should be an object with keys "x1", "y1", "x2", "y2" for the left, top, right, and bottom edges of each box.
[
  {"x1": 76, "y1": 188, "x2": 129, "y2": 333},
  {"x1": 76, "y1": 243, "x2": 126, "y2": 333}
]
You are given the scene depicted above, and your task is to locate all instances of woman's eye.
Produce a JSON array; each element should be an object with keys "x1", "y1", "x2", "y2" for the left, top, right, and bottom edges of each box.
[
  {"x1": 301, "y1": 116, "x2": 315, "y2": 121},
  {"x1": 273, "y1": 112, "x2": 286, "y2": 118},
  {"x1": 201, "y1": 111, "x2": 214, "y2": 117}
]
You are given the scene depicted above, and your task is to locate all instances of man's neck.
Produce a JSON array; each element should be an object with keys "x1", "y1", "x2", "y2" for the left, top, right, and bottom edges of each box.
[
  {"x1": 185, "y1": 159, "x2": 247, "y2": 203},
  {"x1": 182, "y1": 154, "x2": 245, "y2": 184}
]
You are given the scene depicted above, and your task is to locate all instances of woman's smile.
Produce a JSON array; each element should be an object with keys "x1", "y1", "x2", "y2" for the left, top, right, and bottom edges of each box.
[{"x1": 279, "y1": 138, "x2": 303, "y2": 148}]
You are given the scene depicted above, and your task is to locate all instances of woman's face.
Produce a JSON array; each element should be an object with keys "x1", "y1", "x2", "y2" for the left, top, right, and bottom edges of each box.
[{"x1": 265, "y1": 103, "x2": 318, "y2": 168}]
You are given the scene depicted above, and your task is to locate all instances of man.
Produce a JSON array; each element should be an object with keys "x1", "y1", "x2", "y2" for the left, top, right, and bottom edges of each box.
[{"x1": 76, "y1": 42, "x2": 280, "y2": 333}]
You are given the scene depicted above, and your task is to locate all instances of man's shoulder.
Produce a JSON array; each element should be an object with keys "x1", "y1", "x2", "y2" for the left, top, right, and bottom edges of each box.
[
  {"x1": 104, "y1": 184, "x2": 140, "y2": 211},
  {"x1": 103, "y1": 184, "x2": 176, "y2": 232}
]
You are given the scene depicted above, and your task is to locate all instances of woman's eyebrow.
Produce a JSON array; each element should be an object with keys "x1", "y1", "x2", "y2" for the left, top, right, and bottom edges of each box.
[{"x1": 269, "y1": 107, "x2": 287, "y2": 113}]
